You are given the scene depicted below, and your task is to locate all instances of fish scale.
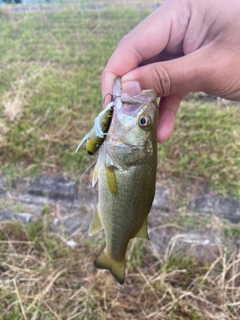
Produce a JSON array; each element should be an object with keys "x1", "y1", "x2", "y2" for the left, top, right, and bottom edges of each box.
[{"x1": 98, "y1": 164, "x2": 155, "y2": 255}]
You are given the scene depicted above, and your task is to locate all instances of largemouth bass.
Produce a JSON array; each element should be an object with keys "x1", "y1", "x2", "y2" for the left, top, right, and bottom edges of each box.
[{"x1": 88, "y1": 78, "x2": 159, "y2": 284}]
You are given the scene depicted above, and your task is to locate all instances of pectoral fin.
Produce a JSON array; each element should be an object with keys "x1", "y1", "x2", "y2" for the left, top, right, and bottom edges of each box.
[
  {"x1": 106, "y1": 166, "x2": 118, "y2": 196},
  {"x1": 135, "y1": 220, "x2": 150, "y2": 240},
  {"x1": 92, "y1": 168, "x2": 99, "y2": 188},
  {"x1": 88, "y1": 207, "x2": 103, "y2": 236},
  {"x1": 94, "y1": 248, "x2": 125, "y2": 285}
]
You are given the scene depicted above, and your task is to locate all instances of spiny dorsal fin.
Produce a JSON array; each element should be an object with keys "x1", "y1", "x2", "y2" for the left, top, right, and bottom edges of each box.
[
  {"x1": 88, "y1": 207, "x2": 103, "y2": 236},
  {"x1": 135, "y1": 220, "x2": 150, "y2": 240}
]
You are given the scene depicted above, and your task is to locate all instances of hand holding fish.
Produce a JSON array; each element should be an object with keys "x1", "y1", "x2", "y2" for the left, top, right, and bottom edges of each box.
[{"x1": 101, "y1": 0, "x2": 240, "y2": 143}]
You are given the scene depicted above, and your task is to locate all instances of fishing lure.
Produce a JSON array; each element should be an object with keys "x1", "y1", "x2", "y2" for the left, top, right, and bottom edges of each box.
[{"x1": 75, "y1": 94, "x2": 116, "y2": 156}]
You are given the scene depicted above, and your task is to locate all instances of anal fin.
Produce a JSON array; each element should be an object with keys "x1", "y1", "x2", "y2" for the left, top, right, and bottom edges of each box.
[
  {"x1": 135, "y1": 220, "x2": 150, "y2": 240},
  {"x1": 88, "y1": 207, "x2": 103, "y2": 236}
]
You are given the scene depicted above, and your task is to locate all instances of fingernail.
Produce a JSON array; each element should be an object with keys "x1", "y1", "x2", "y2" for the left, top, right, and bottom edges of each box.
[{"x1": 122, "y1": 81, "x2": 141, "y2": 95}]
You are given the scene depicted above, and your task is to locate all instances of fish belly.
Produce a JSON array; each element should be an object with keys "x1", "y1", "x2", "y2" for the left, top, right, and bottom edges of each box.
[{"x1": 98, "y1": 162, "x2": 156, "y2": 262}]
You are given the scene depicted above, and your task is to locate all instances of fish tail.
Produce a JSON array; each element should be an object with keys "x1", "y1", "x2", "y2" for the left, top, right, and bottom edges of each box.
[{"x1": 94, "y1": 249, "x2": 125, "y2": 285}]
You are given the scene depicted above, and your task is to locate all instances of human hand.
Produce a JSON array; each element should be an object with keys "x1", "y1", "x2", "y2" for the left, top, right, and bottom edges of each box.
[{"x1": 101, "y1": 0, "x2": 240, "y2": 142}]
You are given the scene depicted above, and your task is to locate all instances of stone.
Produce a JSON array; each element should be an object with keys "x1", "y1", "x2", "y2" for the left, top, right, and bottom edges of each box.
[
  {"x1": 53, "y1": 210, "x2": 92, "y2": 235},
  {"x1": 28, "y1": 174, "x2": 76, "y2": 202},
  {"x1": 189, "y1": 196, "x2": 240, "y2": 223},
  {"x1": 216, "y1": 197, "x2": 240, "y2": 223},
  {"x1": 150, "y1": 227, "x2": 222, "y2": 263},
  {"x1": 166, "y1": 232, "x2": 222, "y2": 262},
  {"x1": 0, "y1": 210, "x2": 32, "y2": 224},
  {"x1": 0, "y1": 176, "x2": 7, "y2": 197},
  {"x1": 152, "y1": 187, "x2": 170, "y2": 211}
]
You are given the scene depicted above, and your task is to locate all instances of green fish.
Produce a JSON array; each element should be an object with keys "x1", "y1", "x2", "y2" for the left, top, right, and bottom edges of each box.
[{"x1": 88, "y1": 78, "x2": 158, "y2": 285}]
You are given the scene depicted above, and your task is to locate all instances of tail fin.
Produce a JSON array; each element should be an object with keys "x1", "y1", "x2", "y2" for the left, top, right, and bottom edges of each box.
[{"x1": 94, "y1": 249, "x2": 125, "y2": 285}]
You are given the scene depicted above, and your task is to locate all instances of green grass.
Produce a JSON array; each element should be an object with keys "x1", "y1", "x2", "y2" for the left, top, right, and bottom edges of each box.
[
  {"x1": 177, "y1": 213, "x2": 211, "y2": 229},
  {"x1": 158, "y1": 102, "x2": 240, "y2": 197},
  {"x1": 224, "y1": 224, "x2": 240, "y2": 241},
  {"x1": 0, "y1": 7, "x2": 239, "y2": 198},
  {"x1": 0, "y1": 8, "x2": 151, "y2": 177}
]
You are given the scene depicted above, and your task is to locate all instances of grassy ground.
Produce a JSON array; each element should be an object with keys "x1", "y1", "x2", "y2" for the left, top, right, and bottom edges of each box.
[
  {"x1": 158, "y1": 100, "x2": 240, "y2": 198},
  {"x1": 0, "y1": 218, "x2": 240, "y2": 320},
  {"x1": 0, "y1": 7, "x2": 239, "y2": 197},
  {"x1": 0, "y1": 5, "x2": 240, "y2": 320},
  {"x1": 0, "y1": 7, "x2": 152, "y2": 177}
]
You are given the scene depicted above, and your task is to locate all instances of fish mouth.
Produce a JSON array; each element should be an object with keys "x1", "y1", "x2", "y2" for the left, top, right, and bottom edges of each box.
[{"x1": 113, "y1": 77, "x2": 122, "y2": 97}]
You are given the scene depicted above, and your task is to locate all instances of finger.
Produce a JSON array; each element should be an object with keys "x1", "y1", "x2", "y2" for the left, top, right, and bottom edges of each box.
[
  {"x1": 157, "y1": 95, "x2": 181, "y2": 143},
  {"x1": 122, "y1": 44, "x2": 221, "y2": 99},
  {"x1": 101, "y1": 1, "x2": 185, "y2": 100},
  {"x1": 122, "y1": 80, "x2": 142, "y2": 96}
]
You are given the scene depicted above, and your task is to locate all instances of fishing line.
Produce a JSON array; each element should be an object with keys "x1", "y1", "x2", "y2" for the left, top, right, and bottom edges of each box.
[{"x1": 71, "y1": 159, "x2": 97, "y2": 213}]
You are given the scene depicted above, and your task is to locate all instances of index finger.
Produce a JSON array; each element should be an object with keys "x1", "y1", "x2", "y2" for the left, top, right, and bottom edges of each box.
[{"x1": 100, "y1": 2, "x2": 175, "y2": 100}]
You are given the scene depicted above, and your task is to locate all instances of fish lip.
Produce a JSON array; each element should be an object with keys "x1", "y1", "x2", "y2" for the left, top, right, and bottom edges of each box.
[
  {"x1": 112, "y1": 77, "x2": 123, "y2": 113},
  {"x1": 112, "y1": 78, "x2": 156, "y2": 113},
  {"x1": 113, "y1": 77, "x2": 122, "y2": 97},
  {"x1": 113, "y1": 77, "x2": 156, "y2": 100},
  {"x1": 121, "y1": 90, "x2": 156, "y2": 105}
]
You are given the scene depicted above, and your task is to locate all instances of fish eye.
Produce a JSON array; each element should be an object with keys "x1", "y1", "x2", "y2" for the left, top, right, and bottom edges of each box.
[{"x1": 138, "y1": 115, "x2": 152, "y2": 129}]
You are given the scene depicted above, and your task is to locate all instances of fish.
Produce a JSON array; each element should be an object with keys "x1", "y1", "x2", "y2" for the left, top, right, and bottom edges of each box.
[{"x1": 89, "y1": 77, "x2": 159, "y2": 284}]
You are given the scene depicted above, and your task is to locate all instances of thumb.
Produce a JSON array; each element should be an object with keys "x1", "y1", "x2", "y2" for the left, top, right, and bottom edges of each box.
[
  {"x1": 121, "y1": 45, "x2": 221, "y2": 143},
  {"x1": 121, "y1": 45, "x2": 218, "y2": 99}
]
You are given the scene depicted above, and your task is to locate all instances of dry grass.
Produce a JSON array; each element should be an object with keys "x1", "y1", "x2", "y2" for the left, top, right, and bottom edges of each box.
[
  {"x1": 0, "y1": 218, "x2": 240, "y2": 320},
  {"x1": 2, "y1": 66, "x2": 43, "y2": 123}
]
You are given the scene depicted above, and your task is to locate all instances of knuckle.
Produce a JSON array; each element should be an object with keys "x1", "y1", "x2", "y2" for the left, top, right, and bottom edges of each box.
[
  {"x1": 118, "y1": 33, "x2": 131, "y2": 47},
  {"x1": 118, "y1": 33, "x2": 143, "y2": 63},
  {"x1": 152, "y1": 65, "x2": 173, "y2": 96},
  {"x1": 116, "y1": 34, "x2": 130, "y2": 52}
]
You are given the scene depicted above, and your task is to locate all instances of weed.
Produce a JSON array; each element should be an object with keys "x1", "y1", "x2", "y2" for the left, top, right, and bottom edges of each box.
[
  {"x1": 177, "y1": 213, "x2": 212, "y2": 229},
  {"x1": 128, "y1": 238, "x2": 148, "y2": 269},
  {"x1": 224, "y1": 224, "x2": 240, "y2": 241}
]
